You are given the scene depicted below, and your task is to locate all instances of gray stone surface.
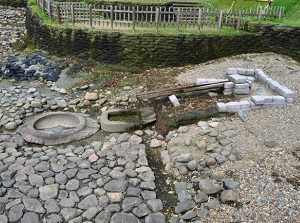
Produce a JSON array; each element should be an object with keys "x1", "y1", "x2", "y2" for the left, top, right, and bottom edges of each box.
[
  {"x1": 21, "y1": 212, "x2": 39, "y2": 223},
  {"x1": 110, "y1": 213, "x2": 139, "y2": 223},
  {"x1": 39, "y1": 184, "x2": 59, "y2": 200},
  {"x1": 145, "y1": 212, "x2": 166, "y2": 223},
  {"x1": 175, "y1": 200, "x2": 196, "y2": 214},
  {"x1": 199, "y1": 179, "x2": 223, "y2": 195}
]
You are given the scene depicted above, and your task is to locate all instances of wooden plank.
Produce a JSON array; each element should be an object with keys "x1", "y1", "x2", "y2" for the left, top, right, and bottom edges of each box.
[
  {"x1": 155, "y1": 7, "x2": 159, "y2": 32},
  {"x1": 137, "y1": 81, "x2": 228, "y2": 99},
  {"x1": 132, "y1": 6, "x2": 136, "y2": 31}
]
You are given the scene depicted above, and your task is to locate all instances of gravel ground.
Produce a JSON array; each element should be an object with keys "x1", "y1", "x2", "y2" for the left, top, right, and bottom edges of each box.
[{"x1": 171, "y1": 53, "x2": 300, "y2": 222}]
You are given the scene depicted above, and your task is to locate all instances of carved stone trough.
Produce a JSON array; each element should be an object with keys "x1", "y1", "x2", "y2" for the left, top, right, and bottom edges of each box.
[
  {"x1": 18, "y1": 112, "x2": 100, "y2": 145},
  {"x1": 100, "y1": 107, "x2": 156, "y2": 132}
]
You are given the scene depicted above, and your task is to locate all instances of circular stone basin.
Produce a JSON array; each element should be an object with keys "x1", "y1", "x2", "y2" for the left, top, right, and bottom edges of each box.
[{"x1": 18, "y1": 112, "x2": 100, "y2": 145}]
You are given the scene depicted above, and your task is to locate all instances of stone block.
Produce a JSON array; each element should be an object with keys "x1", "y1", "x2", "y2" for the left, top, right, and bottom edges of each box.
[
  {"x1": 246, "y1": 80, "x2": 253, "y2": 88},
  {"x1": 228, "y1": 75, "x2": 246, "y2": 84},
  {"x1": 263, "y1": 96, "x2": 273, "y2": 103},
  {"x1": 237, "y1": 68, "x2": 246, "y2": 75},
  {"x1": 233, "y1": 88, "x2": 250, "y2": 95},
  {"x1": 239, "y1": 101, "x2": 251, "y2": 109},
  {"x1": 268, "y1": 81, "x2": 280, "y2": 90},
  {"x1": 286, "y1": 98, "x2": 294, "y2": 104},
  {"x1": 246, "y1": 76, "x2": 255, "y2": 82},
  {"x1": 276, "y1": 86, "x2": 296, "y2": 98},
  {"x1": 261, "y1": 102, "x2": 287, "y2": 108},
  {"x1": 224, "y1": 82, "x2": 234, "y2": 89},
  {"x1": 272, "y1": 96, "x2": 286, "y2": 103},
  {"x1": 223, "y1": 90, "x2": 233, "y2": 95},
  {"x1": 246, "y1": 69, "x2": 255, "y2": 76},
  {"x1": 217, "y1": 103, "x2": 227, "y2": 112},
  {"x1": 251, "y1": 96, "x2": 264, "y2": 105},
  {"x1": 226, "y1": 102, "x2": 240, "y2": 111},
  {"x1": 250, "y1": 101, "x2": 263, "y2": 110},
  {"x1": 234, "y1": 83, "x2": 249, "y2": 89},
  {"x1": 226, "y1": 68, "x2": 238, "y2": 75},
  {"x1": 169, "y1": 95, "x2": 180, "y2": 107}
]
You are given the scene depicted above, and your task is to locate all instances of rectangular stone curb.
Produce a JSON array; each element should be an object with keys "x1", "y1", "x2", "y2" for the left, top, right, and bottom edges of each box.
[
  {"x1": 223, "y1": 91, "x2": 233, "y2": 95},
  {"x1": 272, "y1": 95, "x2": 286, "y2": 103},
  {"x1": 268, "y1": 80, "x2": 280, "y2": 90},
  {"x1": 228, "y1": 74, "x2": 247, "y2": 84},
  {"x1": 286, "y1": 98, "x2": 294, "y2": 103},
  {"x1": 226, "y1": 68, "x2": 238, "y2": 75},
  {"x1": 217, "y1": 102, "x2": 227, "y2": 112},
  {"x1": 275, "y1": 86, "x2": 296, "y2": 98},
  {"x1": 239, "y1": 100, "x2": 251, "y2": 109},
  {"x1": 234, "y1": 83, "x2": 249, "y2": 89},
  {"x1": 237, "y1": 68, "x2": 247, "y2": 75},
  {"x1": 246, "y1": 69, "x2": 255, "y2": 76},
  {"x1": 195, "y1": 78, "x2": 208, "y2": 85},
  {"x1": 251, "y1": 96, "x2": 265, "y2": 105},
  {"x1": 224, "y1": 82, "x2": 234, "y2": 89},
  {"x1": 226, "y1": 102, "x2": 240, "y2": 111},
  {"x1": 233, "y1": 88, "x2": 250, "y2": 95},
  {"x1": 246, "y1": 76, "x2": 255, "y2": 82}
]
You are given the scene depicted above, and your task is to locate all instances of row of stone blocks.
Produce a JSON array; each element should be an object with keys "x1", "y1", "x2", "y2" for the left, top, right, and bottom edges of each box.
[
  {"x1": 217, "y1": 68, "x2": 296, "y2": 112},
  {"x1": 217, "y1": 95, "x2": 289, "y2": 112}
]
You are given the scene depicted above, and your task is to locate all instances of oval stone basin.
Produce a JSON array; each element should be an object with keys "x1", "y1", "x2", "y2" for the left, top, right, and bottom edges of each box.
[{"x1": 18, "y1": 112, "x2": 100, "y2": 145}]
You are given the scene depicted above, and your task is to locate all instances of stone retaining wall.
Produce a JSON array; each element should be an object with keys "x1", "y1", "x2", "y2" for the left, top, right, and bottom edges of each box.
[
  {"x1": 0, "y1": 0, "x2": 27, "y2": 7},
  {"x1": 25, "y1": 7, "x2": 300, "y2": 68}
]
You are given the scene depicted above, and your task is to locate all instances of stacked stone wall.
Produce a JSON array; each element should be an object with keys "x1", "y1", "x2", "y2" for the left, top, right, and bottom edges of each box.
[
  {"x1": 25, "y1": 8, "x2": 300, "y2": 68},
  {"x1": 0, "y1": 0, "x2": 27, "y2": 7}
]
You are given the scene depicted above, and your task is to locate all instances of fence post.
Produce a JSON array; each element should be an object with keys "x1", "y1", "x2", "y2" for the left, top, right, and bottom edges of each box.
[
  {"x1": 110, "y1": 5, "x2": 114, "y2": 29},
  {"x1": 48, "y1": 0, "x2": 52, "y2": 20},
  {"x1": 278, "y1": 6, "x2": 282, "y2": 19},
  {"x1": 218, "y1": 10, "x2": 223, "y2": 32},
  {"x1": 155, "y1": 7, "x2": 159, "y2": 32},
  {"x1": 236, "y1": 11, "x2": 241, "y2": 30},
  {"x1": 56, "y1": 4, "x2": 61, "y2": 24},
  {"x1": 71, "y1": 4, "x2": 75, "y2": 26},
  {"x1": 132, "y1": 6, "x2": 136, "y2": 31},
  {"x1": 42, "y1": 0, "x2": 45, "y2": 13},
  {"x1": 176, "y1": 9, "x2": 180, "y2": 31},
  {"x1": 197, "y1": 8, "x2": 202, "y2": 32},
  {"x1": 259, "y1": 6, "x2": 262, "y2": 22},
  {"x1": 89, "y1": 4, "x2": 93, "y2": 28}
]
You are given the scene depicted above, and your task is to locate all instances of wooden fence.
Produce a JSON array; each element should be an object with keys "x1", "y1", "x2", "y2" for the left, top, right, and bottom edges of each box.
[{"x1": 35, "y1": 0, "x2": 284, "y2": 31}]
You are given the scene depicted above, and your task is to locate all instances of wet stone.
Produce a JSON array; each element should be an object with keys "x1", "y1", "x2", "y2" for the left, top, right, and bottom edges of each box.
[
  {"x1": 23, "y1": 197, "x2": 45, "y2": 213},
  {"x1": 110, "y1": 213, "x2": 139, "y2": 223},
  {"x1": 94, "y1": 211, "x2": 111, "y2": 223},
  {"x1": 78, "y1": 194, "x2": 98, "y2": 210},
  {"x1": 145, "y1": 212, "x2": 166, "y2": 223},
  {"x1": 20, "y1": 212, "x2": 39, "y2": 223},
  {"x1": 39, "y1": 184, "x2": 59, "y2": 201}
]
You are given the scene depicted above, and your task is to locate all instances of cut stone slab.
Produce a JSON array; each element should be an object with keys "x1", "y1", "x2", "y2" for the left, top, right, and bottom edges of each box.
[
  {"x1": 228, "y1": 74, "x2": 246, "y2": 84},
  {"x1": 18, "y1": 112, "x2": 100, "y2": 145},
  {"x1": 100, "y1": 107, "x2": 156, "y2": 133}
]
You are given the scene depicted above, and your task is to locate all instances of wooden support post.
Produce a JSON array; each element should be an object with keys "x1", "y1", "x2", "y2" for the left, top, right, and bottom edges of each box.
[
  {"x1": 132, "y1": 6, "x2": 136, "y2": 31},
  {"x1": 278, "y1": 6, "x2": 282, "y2": 19},
  {"x1": 56, "y1": 4, "x2": 61, "y2": 24},
  {"x1": 218, "y1": 10, "x2": 223, "y2": 32},
  {"x1": 236, "y1": 11, "x2": 242, "y2": 30},
  {"x1": 48, "y1": 0, "x2": 52, "y2": 20},
  {"x1": 42, "y1": 0, "x2": 45, "y2": 14},
  {"x1": 197, "y1": 8, "x2": 202, "y2": 32},
  {"x1": 176, "y1": 8, "x2": 180, "y2": 31},
  {"x1": 71, "y1": 4, "x2": 75, "y2": 26},
  {"x1": 110, "y1": 5, "x2": 114, "y2": 29},
  {"x1": 259, "y1": 7, "x2": 262, "y2": 22},
  {"x1": 155, "y1": 7, "x2": 159, "y2": 32},
  {"x1": 89, "y1": 4, "x2": 93, "y2": 28}
]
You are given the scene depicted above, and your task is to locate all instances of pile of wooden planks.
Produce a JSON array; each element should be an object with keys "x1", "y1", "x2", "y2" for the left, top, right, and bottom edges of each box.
[{"x1": 136, "y1": 80, "x2": 229, "y2": 100}]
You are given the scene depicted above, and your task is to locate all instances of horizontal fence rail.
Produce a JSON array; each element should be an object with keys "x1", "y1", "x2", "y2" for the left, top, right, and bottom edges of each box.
[{"x1": 35, "y1": 0, "x2": 284, "y2": 31}]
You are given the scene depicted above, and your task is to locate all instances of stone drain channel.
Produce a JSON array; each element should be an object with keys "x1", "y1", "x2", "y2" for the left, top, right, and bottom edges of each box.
[{"x1": 0, "y1": 5, "x2": 297, "y2": 223}]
